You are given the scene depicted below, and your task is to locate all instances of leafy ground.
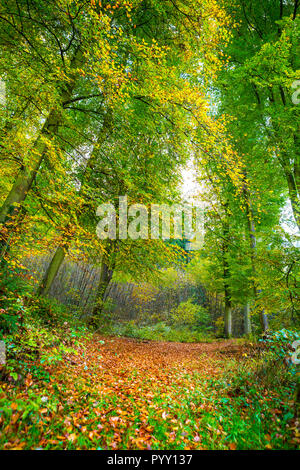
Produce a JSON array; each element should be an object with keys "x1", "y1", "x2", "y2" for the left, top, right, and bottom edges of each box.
[{"x1": 0, "y1": 336, "x2": 299, "y2": 450}]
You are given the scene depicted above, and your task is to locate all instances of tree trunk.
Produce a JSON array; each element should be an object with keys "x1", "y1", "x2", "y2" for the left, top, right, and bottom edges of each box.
[
  {"x1": 0, "y1": 46, "x2": 83, "y2": 252},
  {"x1": 222, "y1": 202, "x2": 232, "y2": 338},
  {"x1": 243, "y1": 177, "x2": 268, "y2": 332},
  {"x1": 243, "y1": 303, "x2": 252, "y2": 336},
  {"x1": 224, "y1": 298, "x2": 232, "y2": 338},
  {"x1": 260, "y1": 311, "x2": 269, "y2": 332},
  {"x1": 37, "y1": 246, "x2": 66, "y2": 297},
  {"x1": 0, "y1": 109, "x2": 59, "y2": 225},
  {"x1": 252, "y1": 78, "x2": 300, "y2": 231},
  {"x1": 89, "y1": 259, "x2": 113, "y2": 326}
]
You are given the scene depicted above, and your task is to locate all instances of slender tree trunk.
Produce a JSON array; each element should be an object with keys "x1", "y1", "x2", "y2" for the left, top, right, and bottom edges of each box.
[
  {"x1": 90, "y1": 239, "x2": 118, "y2": 327},
  {"x1": 0, "y1": 109, "x2": 60, "y2": 224},
  {"x1": 37, "y1": 237, "x2": 71, "y2": 297},
  {"x1": 222, "y1": 202, "x2": 232, "y2": 338},
  {"x1": 36, "y1": 246, "x2": 66, "y2": 297},
  {"x1": 243, "y1": 303, "x2": 252, "y2": 335},
  {"x1": 253, "y1": 78, "x2": 300, "y2": 231},
  {"x1": 89, "y1": 258, "x2": 113, "y2": 326},
  {"x1": 243, "y1": 176, "x2": 269, "y2": 331},
  {"x1": 266, "y1": 85, "x2": 300, "y2": 232},
  {"x1": 224, "y1": 297, "x2": 232, "y2": 338},
  {"x1": 260, "y1": 311, "x2": 269, "y2": 331}
]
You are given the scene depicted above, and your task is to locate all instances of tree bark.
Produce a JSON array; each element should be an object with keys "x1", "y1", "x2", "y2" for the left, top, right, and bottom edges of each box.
[
  {"x1": 284, "y1": 164, "x2": 300, "y2": 231},
  {"x1": 243, "y1": 303, "x2": 252, "y2": 335},
  {"x1": 243, "y1": 176, "x2": 268, "y2": 332},
  {"x1": 224, "y1": 298, "x2": 232, "y2": 338},
  {"x1": 252, "y1": 83, "x2": 300, "y2": 231},
  {"x1": 89, "y1": 258, "x2": 114, "y2": 326},
  {"x1": 222, "y1": 202, "x2": 232, "y2": 338},
  {"x1": 36, "y1": 246, "x2": 66, "y2": 297}
]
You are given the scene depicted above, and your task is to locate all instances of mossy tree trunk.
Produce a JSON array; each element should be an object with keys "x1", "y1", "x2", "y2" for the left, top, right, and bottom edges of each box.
[
  {"x1": 243, "y1": 303, "x2": 252, "y2": 336},
  {"x1": 37, "y1": 246, "x2": 66, "y2": 297},
  {"x1": 0, "y1": 46, "x2": 83, "y2": 256},
  {"x1": 89, "y1": 259, "x2": 114, "y2": 327}
]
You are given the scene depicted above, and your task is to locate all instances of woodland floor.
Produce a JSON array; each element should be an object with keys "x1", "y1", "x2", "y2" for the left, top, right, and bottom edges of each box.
[{"x1": 0, "y1": 336, "x2": 298, "y2": 450}]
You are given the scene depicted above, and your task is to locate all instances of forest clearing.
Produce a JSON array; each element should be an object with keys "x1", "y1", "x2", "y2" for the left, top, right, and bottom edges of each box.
[{"x1": 0, "y1": 0, "x2": 299, "y2": 455}]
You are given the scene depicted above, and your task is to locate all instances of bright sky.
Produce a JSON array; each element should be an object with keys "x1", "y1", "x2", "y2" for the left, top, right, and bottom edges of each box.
[{"x1": 180, "y1": 160, "x2": 201, "y2": 202}]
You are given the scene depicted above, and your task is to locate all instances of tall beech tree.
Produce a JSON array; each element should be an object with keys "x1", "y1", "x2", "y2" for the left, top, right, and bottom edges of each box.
[{"x1": 218, "y1": 0, "x2": 300, "y2": 229}]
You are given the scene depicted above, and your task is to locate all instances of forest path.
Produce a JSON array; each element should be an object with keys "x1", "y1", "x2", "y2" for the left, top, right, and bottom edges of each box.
[
  {"x1": 59, "y1": 335, "x2": 247, "y2": 390},
  {"x1": 56, "y1": 335, "x2": 247, "y2": 401},
  {"x1": 2, "y1": 336, "x2": 252, "y2": 450},
  {"x1": 2, "y1": 336, "x2": 296, "y2": 450},
  {"x1": 86, "y1": 335, "x2": 244, "y2": 374}
]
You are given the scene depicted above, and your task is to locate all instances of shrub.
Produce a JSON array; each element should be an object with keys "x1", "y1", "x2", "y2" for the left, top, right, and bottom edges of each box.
[
  {"x1": 28, "y1": 296, "x2": 72, "y2": 327},
  {"x1": 259, "y1": 329, "x2": 300, "y2": 363},
  {"x1": 195, "y1": 305, "x2": 212, "y2": 330},
  {"x1": 0, "y1": 268, "x2": 31, "y2": 335},
  {"x1": 171, "y1": 299, "x2": 198, "y2": 326},
  {"x1": 0, "y1": 298, "x2": 25, "y2": 335},
  {"x1": 171, "y1": 298, "x2": 211, "y2": 331},
  {"x1": 224, "y1": 329, "x2": 300, "y2": 396}
]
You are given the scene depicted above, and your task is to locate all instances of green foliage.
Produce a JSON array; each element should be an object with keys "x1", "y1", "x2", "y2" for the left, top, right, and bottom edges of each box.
[
  {"x1": 195, "y1": 305, "x2": 212, "y2": 330},
  {"x1": 171, "y1": 299, "x2": 212, "y2": 331},
  {"x1": 215, "y1": 316, "x2": 225, "y2": 337},
  {"x1": 155, "y1": 267, "x2": 182, "y2": 289},
  {"x1": 92, "y1": 298, "x2": 116, "y2": 332},
  {"x1": 0, "y1": 0, "x2": 299, "y2": 451},
  {"x1": 209, "y1": 356, "x2": 297, "y2": 449},
  {"x1": 111, "y1": 320, "x2": 214, "y2": 343},
  {"x1": 28, "y1": 296, "x2": 73, "y2": 327},
  {"x1": 220, "y1": 331, "x2": 300, "y2": 403},
  {"x1": 171, "y1": 299, "x2": 200, "y2": 327},
  {"x1": 0, "y1": 268, "x2": 31, "y2": 334},
  {"x1": 0, "y1": 269, "x2": 79, "y2": 336},
  {"x1": 0, "y1": 283, "x2": 91, "y2": 384},
  {"x1": 260, "y1": 329, "x2": 300, "y2": 368}
]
